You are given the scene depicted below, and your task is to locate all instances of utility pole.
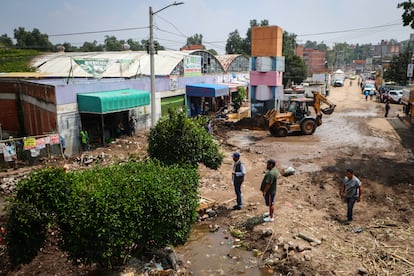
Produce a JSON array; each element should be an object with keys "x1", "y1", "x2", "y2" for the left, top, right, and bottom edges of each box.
[{"x1": 149, "y1": 2, "x2": 184, "y2": 126}]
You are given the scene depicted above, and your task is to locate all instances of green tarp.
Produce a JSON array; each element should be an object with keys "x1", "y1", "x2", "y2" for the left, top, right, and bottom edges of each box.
[{"x1": 77, "y1": 89, "x2": 150, "y2": 114}]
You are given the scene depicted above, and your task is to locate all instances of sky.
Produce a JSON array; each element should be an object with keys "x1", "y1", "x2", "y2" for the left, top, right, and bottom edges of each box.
[{"x1": 1, "y1": 0, "x2": 413, "y2": 54}]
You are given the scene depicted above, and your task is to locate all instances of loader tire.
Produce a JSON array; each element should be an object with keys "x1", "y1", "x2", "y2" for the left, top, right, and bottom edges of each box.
[
  {"x1": 301, "y1": 119, "x2": 316, "y2": 135},
  {"x1": 270, "y1": 126, "x2": 288, "y2": 137}
]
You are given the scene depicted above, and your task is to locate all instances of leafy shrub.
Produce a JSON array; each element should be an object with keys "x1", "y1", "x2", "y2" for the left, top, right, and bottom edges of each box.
[
  {"x1": 6, "y1": 161, "x2": 199, "y2": 267},
  {"x1": 233, "y1": 86, "x2": 246, "y2": 112},
  {"x1": 6, "y1": 167, "x2": 70, "y2": 266},
  {"x1": 148, "y1": 109, "x2": 223, "y2": 169},
  {"x1": 58, "y1": 160, "x2": 199, "y2": 267}
]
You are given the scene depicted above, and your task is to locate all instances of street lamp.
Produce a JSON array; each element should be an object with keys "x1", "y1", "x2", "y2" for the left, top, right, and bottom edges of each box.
[{"x1": 149, "y1": 1, "x2": 184, "y2": 126}]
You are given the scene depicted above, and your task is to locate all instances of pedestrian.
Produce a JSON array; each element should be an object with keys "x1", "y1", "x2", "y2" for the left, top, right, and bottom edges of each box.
[
  {"x1": 260, "y1": 159, "x2": 279, "y2": 222},
  {"x1": 340, "y1": 168, "x2": 362, "y2": 224},
  {"x1": 60, "y1": 135, "x2": 66, "y2": 157},
  {"x1": 384, "y1": 101, "x2": 390, "y2": 117},
  {"x1": 364, "y1": 90, "x2": 369, "y2": 101},
  {"x1": 128, "y1": 116, "x2": 137, "y2": 136},
  {"x1": 231, "y1": 152, "x2": 246, "y2": 210},
  {"x1": 369, "y1": 90, "x2": 374, "y2": 100},
  {"x1": 80, "y1": 128, "x2": 90, "y2": 151}
]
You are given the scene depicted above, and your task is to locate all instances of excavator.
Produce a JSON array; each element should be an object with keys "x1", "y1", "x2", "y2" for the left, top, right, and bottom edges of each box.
[{"x1": 233, "y1": 91, "x2": 336, "y2": 137}]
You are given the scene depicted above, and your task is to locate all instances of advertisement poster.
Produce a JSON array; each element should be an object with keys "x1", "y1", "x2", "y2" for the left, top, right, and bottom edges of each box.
[{"x1": 184, "y1": 56, "x2": 202, "y2": 77}]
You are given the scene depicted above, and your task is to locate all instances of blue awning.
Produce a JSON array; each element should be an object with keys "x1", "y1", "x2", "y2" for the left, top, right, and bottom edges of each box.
[{"x1": 186, "y1": 83, "x2": 229, "y2": 97}]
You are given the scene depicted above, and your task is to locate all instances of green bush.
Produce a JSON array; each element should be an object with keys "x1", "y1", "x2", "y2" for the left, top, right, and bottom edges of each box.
[
  {"x1": 6, "y1": 161, "x2": 199, "y2": 267},
  {"x1": 6, "y1": 167, "x2": 70, "y2": 266},
  {"x1": 232, "y1": 86, "x2": 246, "y2": 112},
  {"x1": 0, "y1": 49, "x2": 38, "y2": 72},
  {"x1": 59, "y1": 160, "x2": 198, "y2": 266},
  {"x1": 148, "y1": 109, "x2": 224, "y2": 169}
]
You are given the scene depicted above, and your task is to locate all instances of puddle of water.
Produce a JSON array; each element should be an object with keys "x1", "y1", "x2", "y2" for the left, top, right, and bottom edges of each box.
[{"x1": 176, "y1": 224, "x2": 273, "y2": 275}]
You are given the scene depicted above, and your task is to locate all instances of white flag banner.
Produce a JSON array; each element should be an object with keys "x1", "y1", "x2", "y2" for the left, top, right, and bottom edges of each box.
[{"x1": 73, "y1": 58, "x2": 110, "y2": 79}]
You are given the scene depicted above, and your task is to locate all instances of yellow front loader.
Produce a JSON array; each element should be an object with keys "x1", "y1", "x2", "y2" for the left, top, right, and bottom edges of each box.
[{"x1": 233, "y1": 91, "x2": 336, "y2": 137}]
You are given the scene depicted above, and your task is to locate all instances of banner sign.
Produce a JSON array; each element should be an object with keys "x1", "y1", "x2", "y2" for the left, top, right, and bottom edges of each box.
[
  {"x1": 23, "y1": 137, "x2": 37, "y2": 150},
  {"x1": 73, "y1": 58, "x2": 109, "y2": 78},
  {"x1": 49, "y1": 134, "x2": 60, "y2": 145},
  {"x1": 184, "y1": 56, "x2": 202, "y2": 77}
]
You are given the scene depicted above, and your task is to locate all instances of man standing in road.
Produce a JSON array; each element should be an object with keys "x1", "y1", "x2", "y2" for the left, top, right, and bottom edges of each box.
[
  {"x1": 340, "y1": 168, "x2": 362, "y2": 224},
  {"x1": 384, "y1": 101, "x2": 391, "y2": 117},
  {"x1": 232, "y1": 152, "x2": 246, "y2": 210},
  {"x1": 364, "y1": 90, "x2": 369, "y2": 101},
  {"x1": 260, "y1": 159, "x2": 279, "y2": 222}
]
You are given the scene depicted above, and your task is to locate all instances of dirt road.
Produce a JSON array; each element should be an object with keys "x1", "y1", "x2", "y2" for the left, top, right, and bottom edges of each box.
[
  {"x1": 189, "y1": 79, "x2": 414, "y2": 275},
  {"x1": 1, "y1": 78, "x2": 413, "y2": 275}
]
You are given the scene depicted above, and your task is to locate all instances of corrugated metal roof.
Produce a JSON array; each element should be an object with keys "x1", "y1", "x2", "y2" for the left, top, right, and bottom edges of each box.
[
  {"x1": 215, "y1": 54, "x2": 240, "y2": 71},
  {"x1": 30, "y1": 50, "x2": 190, "y2": 78}
]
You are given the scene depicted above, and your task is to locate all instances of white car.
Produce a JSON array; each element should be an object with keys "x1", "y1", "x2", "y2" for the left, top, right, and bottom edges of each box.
[
  {"x1": 333, "y1": 79, "x2": 344, "y2": 87},
  {"x1": 362, "y1": 83, "x2": 376, "y2": 94},
  {"x1": 388, "y1": 90, "x2": 403, "y2": 104}
]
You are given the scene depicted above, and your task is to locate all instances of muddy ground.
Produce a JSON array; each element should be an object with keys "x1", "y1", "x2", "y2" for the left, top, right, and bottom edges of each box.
[{"x1": 1, "y1": 80, "x2": 414, "y2": 275}]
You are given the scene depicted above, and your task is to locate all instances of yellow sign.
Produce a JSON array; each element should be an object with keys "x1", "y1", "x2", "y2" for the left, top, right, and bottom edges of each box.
[{"x1": 23, "y1": 137, "x2": 36, "y2": 149}]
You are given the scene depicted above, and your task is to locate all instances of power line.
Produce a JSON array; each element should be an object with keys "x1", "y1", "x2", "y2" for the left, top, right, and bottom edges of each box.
[
  {"x1": 49, "y1": 26, "x2": 148, "y2": 37},
  {"x1": 297, "y1": 23, "x2": 402, "y2": 37}
]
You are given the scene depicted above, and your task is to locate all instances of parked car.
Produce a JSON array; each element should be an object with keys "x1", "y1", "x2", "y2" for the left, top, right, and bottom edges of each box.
[
  {"x1": 361, "y1": 82, "x2": 376, "y2": 94},
  {"x1": 333, "y1": 79, "x2": 344, "y2": 87},
  {"x1": 383, "y1": 89, "x2": 403, "y2": 104}
]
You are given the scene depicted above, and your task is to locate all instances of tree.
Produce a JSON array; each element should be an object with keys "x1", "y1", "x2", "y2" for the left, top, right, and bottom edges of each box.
[
  {"x1": 225, "y1": 19, "x2": 269, "y2": 55},
  {"x1": 141, "y1": 39, "x2": 165, "y2": 53},
  {"x1": 148, "y1": 109, "x2": 223, "y2": 170},
  {"x1": 398, "y1": 1, "x2": 414, "y2": 28},
  {"x1": 225, "y1": 30, "x2": 244, "y2": 54},
  {"x1": 104, "y1": 36, "x2": 123, "y2": 51},
  {"x1": 243, "y1": 19, "x2": 269, "y2": 55},
  {"x1": 283, "y1": 54, "x2": 307, "y2": 86},
  {"x1": 282, "y1": 31, "x2": 297, "y2": 57},
  {"x1": 79, "y1": 40, "x2": 104, "y2": 52},
  {"x1": 14, "y1": 27, "x2": 53, "y2": 51},
  {"x1": 0, "y1": 34, "x2": 13, "y2": 48},
  {"x1": 232, "y1": 87, "x2": 246, "y2": 112},
  {"x1": 304, "y1": 40, "x2": 318, "y2": 49},
  {"x1": 304, "y1": 40, "x2": 328, "y2": 51},
  {"x1": 383, "y1": 47, "x2": 411, "y2": 85},
  {"x1": 186, "y1": 33, "x2": 203, "y2": 45},
  {"x1": 126, "y1": 39, "x2": 144, "y2": 51},
  {"x1": 60, "y1": 42, "x2": 79, "y2": 52},
  {"x1": 281, "y1": 31, "x2": 307, "y2": 86}
]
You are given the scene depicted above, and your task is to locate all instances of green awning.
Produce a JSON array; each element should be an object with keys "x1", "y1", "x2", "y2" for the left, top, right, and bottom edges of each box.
[{"x1": 77, "y1": 89, "x2": 150, "y2": 114}]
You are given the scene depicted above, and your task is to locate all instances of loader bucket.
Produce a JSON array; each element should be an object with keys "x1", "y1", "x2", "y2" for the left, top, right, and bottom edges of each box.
[
  {"x1": 232, "y1": 114, "x2": 269, "y2": 130},
  {"x1": 321, "y1": 105, "x2": 336, "y2": 115}
]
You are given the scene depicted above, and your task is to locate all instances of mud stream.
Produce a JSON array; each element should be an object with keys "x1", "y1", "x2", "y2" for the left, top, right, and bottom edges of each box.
[{"x1": 176, "y1": 224, "x2": 272, "y2": 275}]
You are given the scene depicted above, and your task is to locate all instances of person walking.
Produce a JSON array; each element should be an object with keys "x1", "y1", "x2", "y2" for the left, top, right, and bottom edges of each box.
[
  {"x1": 260, "y1": 159, "x2": 279, "y2": 222},
  {"x1": 231, "y1": 152, "x2": 246, "y2": 210},
  {"x1": 364, "y1": 90, "x2": 369, "y2": 101},
  {"x1": 340, "y1": 168, "x2": 362, "y2": 224},
  {"x1": 384, "y1": 101, "x2": 390, "y2": 117}
]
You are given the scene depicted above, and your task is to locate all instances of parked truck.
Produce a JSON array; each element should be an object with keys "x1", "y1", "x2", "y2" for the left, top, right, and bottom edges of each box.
[{"x1": 312, "y1": 73, "x2": 330, "y2": 95}]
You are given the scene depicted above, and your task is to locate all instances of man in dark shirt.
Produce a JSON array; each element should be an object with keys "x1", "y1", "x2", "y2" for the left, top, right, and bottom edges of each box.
[{"x1": 260, "y1": 159, "x2": 279, "y2": 222}]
